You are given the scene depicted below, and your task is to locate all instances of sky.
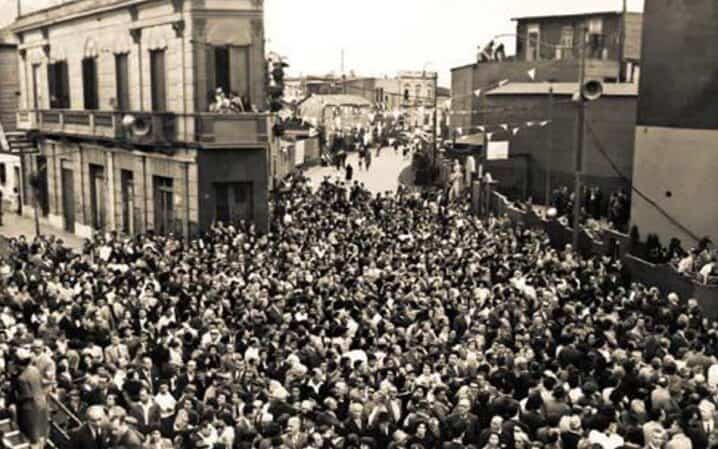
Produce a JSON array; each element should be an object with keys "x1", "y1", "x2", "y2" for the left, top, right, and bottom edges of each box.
[{"x1": 3, "y1": 0, "x2": 645, "y2": 86}]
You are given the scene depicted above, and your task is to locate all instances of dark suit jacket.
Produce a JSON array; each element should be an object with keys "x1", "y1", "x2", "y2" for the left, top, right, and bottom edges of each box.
[
  {"x1": 70, "y1": 425, "x2": 112, "y2": 449},
  {"x1": 114, "y1": 428, "x2": 145, "y2": 449}
]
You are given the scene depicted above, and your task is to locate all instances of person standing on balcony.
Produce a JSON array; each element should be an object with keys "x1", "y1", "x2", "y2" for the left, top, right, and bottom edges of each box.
[{"x1": 11, "y1": 348, "x2": 50, "y2": 449}]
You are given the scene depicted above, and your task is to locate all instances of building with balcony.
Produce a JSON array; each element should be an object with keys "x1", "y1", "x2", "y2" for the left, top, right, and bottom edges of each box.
[
  {"x1": 0, "y1": 29, "x2": 21, "y2": 214},
  {"x1": 451, "y1": 10, "x2": 642, "y2": 131},
  {"x1": 629, "y1": 0, "x2": 718, "y2": 245},
  {"x1": 10, "y1": 0, "x2": 272, "y2": 239}
]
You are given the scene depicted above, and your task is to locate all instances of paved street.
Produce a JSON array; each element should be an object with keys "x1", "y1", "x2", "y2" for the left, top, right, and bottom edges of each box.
[
  {"x1": 304, "y1": 147, "x2": 414, "y2": 194},
  {"x1": 0, "y1": 211, "x2": 84, "y2": 251}
]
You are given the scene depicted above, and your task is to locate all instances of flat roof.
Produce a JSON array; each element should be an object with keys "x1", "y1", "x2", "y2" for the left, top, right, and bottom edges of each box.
[
  {"x1": 486, "y1": 82, "x2": 638, "y2": 97},
  {"x1": 511, "y1": 10, "x2": 628, "y2": 21}
]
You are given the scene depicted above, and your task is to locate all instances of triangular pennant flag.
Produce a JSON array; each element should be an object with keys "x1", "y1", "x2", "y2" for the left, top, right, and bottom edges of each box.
[
  {"x1": 500, "y1": 124, "x2": 508, "y2": 131},
  {"x1": 473, "y1": 89, "x2": 482, "y2": 97},
  {"x1": 512, "y1": 127, "x2": 520, "y2": 135},
  {"x1": 457, "y1": 127, "x2": 463, "y2": 135},
  {"x1": 486, "y1": 132, "x2": 493, "y2": 140},
  {"x1": 477, "y1": 125, "x2": 485, "y2": 132},
  {"x1": 497, "y1": 79, "x2": 510, "y2": 87},
  {"x1": 526, "y1": 121, "x2": 536, "y2": 127},
  {"x1": 527, "y1": 68, "x2": 536, "y2": 81},
  {"x1": 539, "y1": 120, "x2": 551, "y2": 127}
]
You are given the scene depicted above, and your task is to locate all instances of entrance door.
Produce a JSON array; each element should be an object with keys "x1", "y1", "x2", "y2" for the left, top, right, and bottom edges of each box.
[
  {"x1": 89, "y1": 164, "x2": 105, "y2": 230},
  {"x1": 120, "y1": 169, "x2": 134, "y2": 234},
  {"x1": 214, "y1": 183, "x2": 230, "y2": 223},
  {"x1": 32, "y1": 64, "x2": 41, "y2": 110},
  {"x1": 60, "y1": 161, "x2": 75, "y2": 232},
  {"x1": 214, "y1": 182, "x2": 253, "y2": 225},
  {"x1": 35, "y1": 156, "x2": 49, "y2": 217},
  {"x1": 153, "y1": 176, "x2": 173, "y2": 234}
]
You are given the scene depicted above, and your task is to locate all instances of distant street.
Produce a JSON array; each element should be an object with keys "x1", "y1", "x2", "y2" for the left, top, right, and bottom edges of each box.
[{"x1": 304, "y1": 147, "x2": 414, "y2": 194}]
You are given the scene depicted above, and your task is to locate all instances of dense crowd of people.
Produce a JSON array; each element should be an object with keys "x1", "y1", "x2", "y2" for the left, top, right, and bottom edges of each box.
[
  {"x1": 2, "y1": 171, "x2": 718, "y2": 449},
  {"x1": 550, "y1": 185, "x2": 630, "y2": 232}
]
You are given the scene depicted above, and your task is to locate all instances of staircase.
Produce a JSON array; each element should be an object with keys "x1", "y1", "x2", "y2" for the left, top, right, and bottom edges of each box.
[
  {"x1": 0, "y1": 394, "x2": 82, "y2": 449},
  {"x1": 0, "y1": 418, "x2": 30, "y2": 449}
]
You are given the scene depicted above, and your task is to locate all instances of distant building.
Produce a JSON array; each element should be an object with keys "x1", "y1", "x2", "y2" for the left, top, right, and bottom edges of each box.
[
  {"x1": 10, "y1": 0, "x2": 272, "y2": 238},
  {"x1": 629, "y1": 0, "x2": 718, "y2": 245},
  {"x1": 452, "y1": 10, "x2": 642, "y2": 131},
  {"x1": 298, "y1": 94, "x2": 372, "y2": 132},
  {"x1": 481, "y1": 82, "x2": 637, "y2": 204},
  {"x1": 0, "y1": 29, "x2": 21, "y2": 213}
]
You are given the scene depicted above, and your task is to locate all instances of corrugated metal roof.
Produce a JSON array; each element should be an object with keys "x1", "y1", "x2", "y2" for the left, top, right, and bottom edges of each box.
[{"x1": 486, "y1": 82, "x2": 638, "y2": 97}]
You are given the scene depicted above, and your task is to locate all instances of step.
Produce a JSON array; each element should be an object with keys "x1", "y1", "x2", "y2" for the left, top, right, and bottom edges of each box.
[
  {"x1": 2, "y1": 430, "x2": 30, "y2": 449},
  {"x1": 0, "y1": 418, "x2": 13, "y2": 433}
]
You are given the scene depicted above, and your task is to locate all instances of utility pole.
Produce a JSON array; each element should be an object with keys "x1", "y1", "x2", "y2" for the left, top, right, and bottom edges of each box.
[
  {"x1": 618, "y1": 0, "x2": 627, "y2": 81},
  {"x1": 432, "y1": 71, "x2": 438, "y2": 176},
  {"x1": 545, "y1": 83, "x2": 554, "y2": 206},
  {"x1": 572, "y1": 26, "x2": 588, "y2": 249}
]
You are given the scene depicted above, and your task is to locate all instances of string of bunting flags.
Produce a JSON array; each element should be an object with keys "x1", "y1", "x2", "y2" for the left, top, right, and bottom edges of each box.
[{"x1": 452, "y1": 119, "x2": 552, "y2": 140}]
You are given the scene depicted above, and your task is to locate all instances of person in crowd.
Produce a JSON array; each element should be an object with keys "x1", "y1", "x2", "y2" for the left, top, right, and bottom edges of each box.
[{"x1": 12, "y1": 348, "x2": 50, "y2": 449}]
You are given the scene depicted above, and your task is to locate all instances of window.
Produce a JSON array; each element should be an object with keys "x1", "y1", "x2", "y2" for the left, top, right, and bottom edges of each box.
[
  {"x1": 0, "y1": 163, "x2": 6, "y2": 185},
  {"x1": 150, "y1": 50, "x2": 167, "y2": 112},
  {"x1": 214, "y1": 46, "x2": 231, "y2": 94},
  {"x1": 415, "y1": 85, "x2": 421, "y2": 102},
  {"x1": 47, "y1": 61, "x2": 70, "y2": 109},
  {"x1": 557, "y1": 26, "x2": 574, "y2": 60},
  {"x1": 82, "y1": 57, "x2": 99, "y2": 110},
  {"x1": 526, "y1": 24, "x2": 541, "y2": 61},
  {"x1": 115, "y1": 54, "x2": 130, "y2": 111},
  {"x1": 588, "y1": 18, "x2": 606, "y2": 59}
]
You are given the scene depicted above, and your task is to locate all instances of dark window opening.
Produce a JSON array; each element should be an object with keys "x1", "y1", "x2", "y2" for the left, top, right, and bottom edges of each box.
[
  {"x1": 115, "y1": 54, "x2": 130, "y2": 111},
  {"x1": 150, "y1": 50, "x2": 167, "y2": 112},
  {"x1": 48, "y1": 61, "x2": 70, "y2": 109},
  {"x1": 82, "y1": 57, "x2": 99, "y2": 110},
  {"x1": 214, "y1": 46, "x2": 231, "y2": 94}
]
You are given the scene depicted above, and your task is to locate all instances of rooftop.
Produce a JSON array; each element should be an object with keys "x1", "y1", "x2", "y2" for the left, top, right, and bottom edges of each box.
[
  {"x1": 511, "y1": 10, "x2": 640, "y2": 21},
  {"x1": 486, "y1": 82, "x2": 638, "y2": 97}
]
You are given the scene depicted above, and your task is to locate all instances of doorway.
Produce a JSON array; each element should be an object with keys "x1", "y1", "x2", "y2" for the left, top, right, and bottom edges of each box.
[
  {"x1": 153, "y1": 176, "x2": 173, "y2": 234},
  {"x1": 214, "y1": 182, "x2": 253, "y2": 224},
  {"x1": 120, "y1": 169, "x2": 134, "y2": 235},
  {"x1": 60, "y1": 161, "x2": 75, "y2": 232},
  {"x1": 35, "y1": 156, "x2": 49, "y2": 217},
  {"x1": 89, "y1": 164, "x2": 105, "y2": 230}
]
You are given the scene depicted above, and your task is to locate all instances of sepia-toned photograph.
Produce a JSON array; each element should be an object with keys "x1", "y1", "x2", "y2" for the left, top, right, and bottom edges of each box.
[{"x1": 0, "y1": 0, "x2": 717, "y2": 449}]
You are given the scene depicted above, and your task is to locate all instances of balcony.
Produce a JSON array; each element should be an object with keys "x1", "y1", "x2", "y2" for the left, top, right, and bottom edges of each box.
[{"x1": 16, "y1": 109, "x2": 274, "y2": 149}]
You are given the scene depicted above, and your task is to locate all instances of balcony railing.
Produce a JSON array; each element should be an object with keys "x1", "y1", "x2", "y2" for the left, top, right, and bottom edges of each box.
[{"x1": 16, "y1": 109, "x2": 274, "y2": 149}]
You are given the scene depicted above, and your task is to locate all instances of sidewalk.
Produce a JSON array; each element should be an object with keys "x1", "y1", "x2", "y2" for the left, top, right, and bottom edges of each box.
[{"x1": 0, "y1": 211, "x2": 84, "y2": 250}]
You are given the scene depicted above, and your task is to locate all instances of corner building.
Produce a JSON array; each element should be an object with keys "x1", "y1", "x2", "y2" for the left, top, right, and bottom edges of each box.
[{"x1": 12, "y1": 0, "x2": 272, "y2": 239}]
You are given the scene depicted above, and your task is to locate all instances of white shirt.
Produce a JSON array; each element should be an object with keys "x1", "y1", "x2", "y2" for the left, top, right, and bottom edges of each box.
[{"x1": 155, "y1": 392, "x2": 177, "y2": 418}]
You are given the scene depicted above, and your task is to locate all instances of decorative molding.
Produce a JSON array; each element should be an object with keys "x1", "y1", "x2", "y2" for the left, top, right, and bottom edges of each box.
[
  {"x1": 250, "y1": 19, "x2": 263, "y2": 38},
  {"x1": 130, "y1": 28, "x2": 142, "y2": 44},
  {"x1": 172, "y1": 19, "x2": 185, "y2": 38},
  {"x1": 129, "y1": 5, "x2": 139, "y2": 21},
  {"x1": 193, "y1": 18, "x2": 206, "y2": 39},
  {"x1": 19, "y1": 48, "x2": 26, "y2": 59},
  {"x1": 171, "y1": 0, "x2": 184, "y2": 13},
  {"x1": 42, "y1": 44, "x2": 50, "y2": 58},
  {"x1": 41, "y1": 28, "x2": 49, "y2": 40}
]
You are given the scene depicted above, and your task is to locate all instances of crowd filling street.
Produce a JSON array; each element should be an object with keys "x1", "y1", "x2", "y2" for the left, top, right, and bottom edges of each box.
[{"x1": 2, "y1": 143, "x2": 718, "y2": 449}]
